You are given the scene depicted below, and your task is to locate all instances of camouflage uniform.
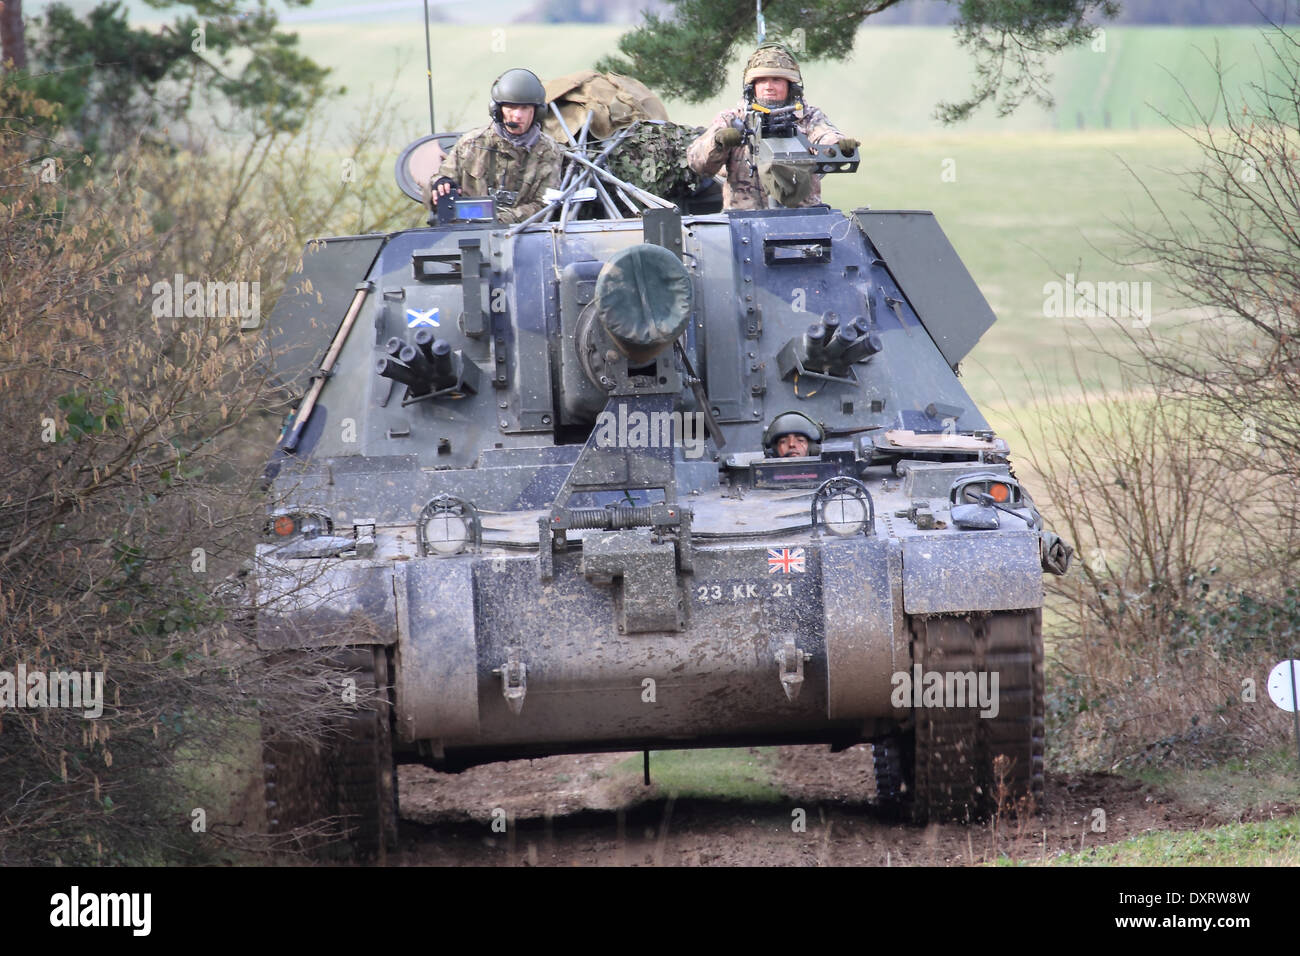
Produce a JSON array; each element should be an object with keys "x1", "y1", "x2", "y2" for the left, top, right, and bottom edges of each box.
[
  {"x1": 437, "y1": 123, "x2": 564, "y2": 225},
  {"x1": 687, "y1": 102, "x2": 842, "y2": 210}
]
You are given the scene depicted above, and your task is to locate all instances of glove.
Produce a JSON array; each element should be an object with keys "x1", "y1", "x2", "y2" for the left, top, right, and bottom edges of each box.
[
  {"x1": 431, "y1": 176, "x2": 460, "y2": 197},
  {"x1": 837, "y1": 137, "x2": 859, "y2": 152},
  {"x1": 715, "y1": 127, "x2": 743, "y2": 149},
  {"x1": 432, "y1": 177, "x2": 461, "y2": 224}
]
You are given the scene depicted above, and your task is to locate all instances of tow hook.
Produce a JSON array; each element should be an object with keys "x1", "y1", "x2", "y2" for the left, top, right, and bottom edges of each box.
[
  {"x1": 493, "y1": 647, "x2": 528, "y2": 715},
  {"x1": 775, "y1": 636, "x2": 811, "y2": 702}
]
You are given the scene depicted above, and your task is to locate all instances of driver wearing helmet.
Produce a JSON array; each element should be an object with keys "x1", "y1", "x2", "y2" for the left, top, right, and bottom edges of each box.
[
  {"x1": 431, "y1": 68, "x2": 564, "y2": 224},
  {"x1": 763, "y1": 411, "x2": 824, "y2": 458}
]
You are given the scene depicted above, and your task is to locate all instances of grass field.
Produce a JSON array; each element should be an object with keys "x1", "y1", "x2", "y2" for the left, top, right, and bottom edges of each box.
[
  {"x1": 612, "y1": 748, "x2": 784, "y2": 803},
  {"x1": 42, "y1": 6, "x2": 1292, "y2": 133},
  {"x1": 71, "y1": 11, "x2": 1291, "y2": 135},
  {"x1": 282, "y1": 23, "x2": 1291, "y2": 134},
  {"x1": 1024, "y1": 816, "x2": 1300, "y2": 866},
  {"x1": 817, "y1": 127, "x2": 1204, "y2": 415}
]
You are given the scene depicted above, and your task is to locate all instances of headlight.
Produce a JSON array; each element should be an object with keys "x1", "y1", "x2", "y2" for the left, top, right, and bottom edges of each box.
[
  {"x1": 948, "y1": 472, "x2": 1041, "y2": 531},
  {"x1": 417, "y1": 495, "x2": 481, "y2": 557},
  {"x1": 823, "y1": 491, "x2": 870, "y2": 536},
  {"x1": 266, "y1": 510, "x2": 332, "y2": 539},
  {"x1": 423, "y1": 510, "x2": 469, "y2": 556},
  {"x1": 948, "y1": 472, "x2": 1024, "y2": 509},
  {"x1": 812, "y1": 477, "x2": 875, "y2": 537}
]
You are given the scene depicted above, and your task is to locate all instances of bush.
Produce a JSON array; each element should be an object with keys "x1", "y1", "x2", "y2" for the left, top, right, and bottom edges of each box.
[
  {"x1": 0, "y1": 73, "x2": 418, "y2": 864},
  {"x1": 1017, "y1": 366, "x2": 1296, "y2": 773}
]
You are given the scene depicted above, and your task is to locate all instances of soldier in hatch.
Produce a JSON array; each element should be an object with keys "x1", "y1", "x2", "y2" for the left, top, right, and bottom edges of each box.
[
  {"x1": 687, "y1": 43, "x2": 858, "y2": 210},
  {"x1": 763, "y1": 411, "x2": 824, "y2": 459},
  {"x1": 431, "y1": 68, "x2": 564, "y2": 224}
]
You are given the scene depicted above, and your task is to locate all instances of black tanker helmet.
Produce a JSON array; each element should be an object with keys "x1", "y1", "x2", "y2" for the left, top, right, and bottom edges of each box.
[{"x1": 489, "y1": 68, "x2": 547, "y2": 128}]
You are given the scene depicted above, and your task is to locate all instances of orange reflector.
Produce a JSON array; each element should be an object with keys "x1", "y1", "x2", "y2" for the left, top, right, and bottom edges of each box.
[
  {"x1": 988, "y1": 483, "x2": 1010, "y2": 503},
  {"x1": 272, "y1": 515, "x2": 296, "y2": 537}
]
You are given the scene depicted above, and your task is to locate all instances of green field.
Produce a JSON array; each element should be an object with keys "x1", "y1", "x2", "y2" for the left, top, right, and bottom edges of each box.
[
  {"x1": 44, "y1": 8, "x2": 1289, "y2": 133},
  {"x1": 1018, "y1": 816, "x2": 1300, "y2": 866},
  {"x1": 231, "y1": 22, "x2": 1295, "y2": 136},
  {"x1": 817, "y1": 128, "x2": 1203, "y2": 413}
]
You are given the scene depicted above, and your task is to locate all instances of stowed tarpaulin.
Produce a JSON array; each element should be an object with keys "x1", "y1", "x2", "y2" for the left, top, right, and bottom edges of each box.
[{"x1": 542, "y1": 70, "x2": 669, "y2": 141}]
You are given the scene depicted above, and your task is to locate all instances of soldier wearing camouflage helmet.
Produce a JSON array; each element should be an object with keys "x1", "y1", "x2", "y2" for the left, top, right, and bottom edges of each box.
[
  {"x1": 687, "y1": 43, "x2": 858, "y2": 210},
  {"x1": 432, "y1": 68, "x2": 564, "y2": 224}
]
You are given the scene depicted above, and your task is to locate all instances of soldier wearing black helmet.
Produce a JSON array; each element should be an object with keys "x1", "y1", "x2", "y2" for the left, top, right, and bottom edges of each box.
[
  {"x1": 687, "y1": 43, "x2": 858, "y2": 210},
  {"x1": 763, "y1": 411, "x2": 824, "y2": 458},
  {"x1": 431, "y1": 68, "x2": 564, "y2": 224}
]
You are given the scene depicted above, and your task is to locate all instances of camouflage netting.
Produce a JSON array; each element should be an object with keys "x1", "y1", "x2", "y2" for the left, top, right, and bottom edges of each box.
[
  {"x1": 541, "y1": 71, "x2": 708, "y2": 203},
  {"x1": 604, "y1": 120, "x2": 708, "y2": 199}
]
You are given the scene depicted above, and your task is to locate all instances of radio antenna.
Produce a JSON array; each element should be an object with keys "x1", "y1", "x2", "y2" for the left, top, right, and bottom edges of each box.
[
  {"x1": 424, "y1": 0, "x2": 436, "y2": 134},
  {"x1": 756, "y1": 0, "x2": 766, "y2": 44}
]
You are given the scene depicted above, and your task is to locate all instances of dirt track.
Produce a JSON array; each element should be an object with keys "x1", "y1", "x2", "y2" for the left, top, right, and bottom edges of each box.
[{"x1": 388, "y1": 744, "x2": 1252, "y2": 866}]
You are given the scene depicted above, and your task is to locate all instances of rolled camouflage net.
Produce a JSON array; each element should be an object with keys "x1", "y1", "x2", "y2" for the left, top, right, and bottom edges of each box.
[
  {"x1": 543, "y1": 70, "x2": 668, "y2": 141},
  {"x1": 603, "y1": 121, "x2": 709, "y2": 201}
]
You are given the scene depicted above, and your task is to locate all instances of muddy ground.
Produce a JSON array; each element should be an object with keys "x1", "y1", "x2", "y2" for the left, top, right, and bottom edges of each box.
[{"x1": 386, "y1": 744, "x2": 1287, "y2": 866}]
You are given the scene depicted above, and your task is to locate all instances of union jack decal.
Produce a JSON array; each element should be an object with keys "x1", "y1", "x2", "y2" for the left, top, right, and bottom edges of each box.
[{"x1": 767, "y1": 547, "x2": 806, "y2": 574}]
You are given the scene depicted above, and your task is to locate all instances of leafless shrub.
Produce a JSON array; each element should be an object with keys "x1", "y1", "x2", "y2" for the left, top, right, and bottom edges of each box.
[
  {"x1": 1008, "y1": 21, "x2": 1300, "y2": 776},
  {"x1": 0, "y1": 75, "x2": 415, "y2": 864},
  {"x1": 1018, "y1": 362, "x2": 1293, "y2": 774}
]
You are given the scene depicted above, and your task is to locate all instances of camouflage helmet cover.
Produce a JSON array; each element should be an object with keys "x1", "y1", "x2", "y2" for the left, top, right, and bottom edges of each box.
[
  {"x1": 763, "y1": 411, "x2": 823, "y2": 456},
  {"x1": 743, "y1": 42, "x2": 802, "y2": 86}
]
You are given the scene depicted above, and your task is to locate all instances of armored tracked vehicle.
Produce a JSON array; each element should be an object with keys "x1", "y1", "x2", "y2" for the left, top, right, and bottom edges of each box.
[{"x1": 254, "y1": 125, "x2": 1071, "y2": 858}]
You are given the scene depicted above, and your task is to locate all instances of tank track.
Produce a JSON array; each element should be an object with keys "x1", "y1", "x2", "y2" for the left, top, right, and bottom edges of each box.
[
  {"x1": 262, "y1": 646, "x2": 397, "y2": 861},
  {"x1": 870, "y1": 731, "x2": 914, "y2": 819},
  {"x1": 878, "y1": 609, "x2": 1043, "y2": 823}
]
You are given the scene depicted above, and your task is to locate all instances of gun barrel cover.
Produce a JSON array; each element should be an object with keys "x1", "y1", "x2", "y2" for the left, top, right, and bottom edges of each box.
[{"x1": 595, "y1": 243, "x2": 693, "y2": 363}]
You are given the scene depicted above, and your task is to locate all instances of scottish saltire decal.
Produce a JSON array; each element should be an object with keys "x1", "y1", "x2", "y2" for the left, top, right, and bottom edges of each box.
[{"x1": 406, "y1": 307, "x2": 440, "y2": 328}]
